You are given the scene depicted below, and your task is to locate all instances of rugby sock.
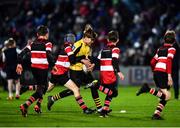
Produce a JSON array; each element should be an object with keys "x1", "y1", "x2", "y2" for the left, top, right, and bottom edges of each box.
[
  {"x1": 99, "y1": 85, "x2": 113, "y2": 96},
  {"x1": 23, "y1": 93, "x2": 39, "y2": 108},
  {"x1": 103, "y1": 97, "x2": 112, "y2": 111},
  {"x1": 24, "y1": 96, "x2": 36, "y2": 108},
  {"x1": 52, "y1": 94, "x2": 61, "y2": 101},
  {"x1": 52, "y1": 89, "x2": 73, "y2": 101},
  {"x1": 75, "y1": 96, "x2": 88, "y2": 110},
  {"x1": 94, "y1": 97, "x2": 102, "y2": 110},
  {"x1": 15, "y1": 81, "x2": 20, "y2": 96},
  {"x1": 149, "y1": 88, "x2": 166, "y2": 99},
  {"x1": 90, "y1": 88, "x2": 102, "y2": 110},
  {"x1": 7, "y1": 79, "x2": 13, "y2": 98},
  {"x1": 36, "y1": 98, "x2": 43, "y2": 107},
  {"x1": 154, "y1": 99, "x2": 167, "y2": 116}
]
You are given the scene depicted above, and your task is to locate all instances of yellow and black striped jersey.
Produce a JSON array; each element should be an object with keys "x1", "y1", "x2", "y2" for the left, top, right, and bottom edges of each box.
[{"x1": 70, "y1": 39, "x2": 91, "y2": 71}]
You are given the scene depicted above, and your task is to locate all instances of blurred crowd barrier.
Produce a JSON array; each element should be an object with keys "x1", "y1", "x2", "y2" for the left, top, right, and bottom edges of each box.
[{"x1": 93, "y1": 66, "x2": 180, "y2": 86}]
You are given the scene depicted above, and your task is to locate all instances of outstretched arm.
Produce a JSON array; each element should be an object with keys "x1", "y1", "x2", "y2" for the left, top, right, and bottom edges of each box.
[
  {"x1": 16, "y1": 47, "x2": 31, "y2": 75},
  {"x1": 65, "y1": 44, "x2": 85, "y2": 64}
]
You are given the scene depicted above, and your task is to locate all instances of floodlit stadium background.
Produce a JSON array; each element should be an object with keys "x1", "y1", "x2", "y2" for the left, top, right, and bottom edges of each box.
[
  {"x1": 0, "y1": 0, "x2": 180, "y2": 127},
  {"x1": 0, "y1": 0, "x2": 179, "y2": 86}
]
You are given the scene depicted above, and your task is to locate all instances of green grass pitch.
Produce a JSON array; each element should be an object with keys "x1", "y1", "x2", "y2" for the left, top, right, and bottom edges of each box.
[{"x1": 0, "y1": 86, "x2": 180, "y2": 127}]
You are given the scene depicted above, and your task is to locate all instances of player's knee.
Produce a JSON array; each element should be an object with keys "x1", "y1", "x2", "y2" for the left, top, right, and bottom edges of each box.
[
  {"x1": 73, "y1": 87, "x2": 80, "y2": 94},
  {"x1": 76, "y1": 87, "x2": 80, "y2": 92},
  {"x1": 161, "y1": 89, "x2": 171, "y2": 101},
  {"x1": 165, "y1": 92, "x2": 171, "y2": 101}
]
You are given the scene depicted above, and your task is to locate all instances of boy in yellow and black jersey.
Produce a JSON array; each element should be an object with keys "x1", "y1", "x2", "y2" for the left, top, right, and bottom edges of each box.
[{"x1": 47, "y1": 25, "x2": 102, "y2": 113}]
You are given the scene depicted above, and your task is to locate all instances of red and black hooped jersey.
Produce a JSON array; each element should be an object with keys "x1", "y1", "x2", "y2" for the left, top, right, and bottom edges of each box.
[
  {"x1": 98, "y1": 45, "x2": 120, "y2": 84},
  {"x1": 51, "y1": 46, "x2": 73, "y2": 75},
  {"x1": 27, "y1": 39, "x2": 52, "y2": 69},
  {"x1": 150, "y1": 44, "x2": 176, "y2": 74}
]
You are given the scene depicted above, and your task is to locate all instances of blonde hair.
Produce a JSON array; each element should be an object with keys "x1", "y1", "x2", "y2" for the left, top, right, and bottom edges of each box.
[
  {"x1": 164, "y1": 30, "x2": 176, "y2": 44},
  {"x1": 83, "y1": 24, "x2": 93, "y2": 34}
]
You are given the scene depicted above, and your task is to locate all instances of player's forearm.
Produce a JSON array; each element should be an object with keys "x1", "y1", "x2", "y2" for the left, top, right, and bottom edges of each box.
[
  {"x1": 17, "y1": 48, "x2": 30, "y2": 64},
  {"x1": 46, "y1": 50, "x2": 56, "y2": 68},
  {"x1": 150, "y1": 58, "x2": 157, "y2": 71},
  {"x1": 75, "y1": 55, "x2": 86, "y2": 63},
  {"x1": 68, "y1": 55, "x2": 85, "y2": 64},
  {"x1": 112, "y1": 58, "x2": 120, "y2": 72},
  {"x1": 167, "y1": 58, "x2": 172, "y2": 74}
]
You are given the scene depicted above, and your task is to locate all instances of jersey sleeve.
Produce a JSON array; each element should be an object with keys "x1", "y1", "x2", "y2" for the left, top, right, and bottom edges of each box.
[
  {"x1": 167, "y1": 47, "x2": 176, "y2": 59},
  {"x1": 45, "y1": 42, "x2": 52, "y2": 51},
  {"x1": 112, "y1": 47, "x2": 120, "y2": 72},
  {"x1": 65, "y1": 45, "x2": 85, "y2": 64},
  {"x1": 112, "y1": 47, "x2": 120, "y2": 59},
  {"x1": 97, "y1": 51, "x2": 102, "y2": 60},
  {"x1": 26, "y1": 43, "x2": 31, "y2": 50},
  {"x1": 45, "y1": 42, "x2": 55, "y2": 68},
  {"x1": 153, "y1": 49, "x2": 159, "y2": 60},
  {"x1": 73, "y1": 41, "x2": 82, "y2": 53},
  {"x1": 153, "y1": 53, "x2": 158, "y2": 60},
  {"x1": 17, "y1": 41, "x2": 33, "y2": 64},
  {"x1": 17, "y1": 47, "x2": 31, "y2": 64},
  {"x1": 65, "y1": 46, "x2": 76, "y2": 64},
  {"x1": 167, "y1": 47, "x2": 176, "y2": 74},
  {"x1": 65, "y1": 46, "x2": 74, "y2": 56},
  {"x1": 150, "y1": 49, "x2": 158, "y2": 71}
]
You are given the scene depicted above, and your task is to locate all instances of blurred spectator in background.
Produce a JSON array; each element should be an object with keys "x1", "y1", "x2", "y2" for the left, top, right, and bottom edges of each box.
[
  {"x1": 0, "y1": 0, "x2": 179, "y2": 67},
  {"x1": 0, "y1": 40, "x2": 8, "y2": 91},
  {"x1": 0, "y1": 0, "x2": 179, "y2": 99},
  {"x1": 172, "y1": 39, "x2": 180, "y2": 99},
  {"x1": 2, "y1": 38, "x2": 20, "y2": 100}
]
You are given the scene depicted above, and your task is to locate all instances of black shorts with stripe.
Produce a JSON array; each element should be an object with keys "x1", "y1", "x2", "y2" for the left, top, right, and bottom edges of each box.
[
  {"x1": 50, "y1": 72, "x2": 69, "y2": 85},
  {"x1": 153, "y1": 71, "x2": 168, "y2": 89}
]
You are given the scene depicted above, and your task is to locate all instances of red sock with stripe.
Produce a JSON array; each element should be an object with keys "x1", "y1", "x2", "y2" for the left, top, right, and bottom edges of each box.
[
  {"x1": 36, "y1": 98, "x2": 43, "y2": 107},
  {"x1": 75, "y1": 96, "x2": 88, "y2": 111},
  {"x1": 23, "y1": 92, "x2": 39, "y2": 108},
  {"x1": 149, "y1": 88, "x2": 166, "y2": 100},
  {"x1": 103, "y1": 96, "x2": 112, "y2": 111},
  {"x1": 23, "y1": 96, "x2": 36, "y2": 108},
  {"x1": 98, "y1": 85, "x2": 113, "y2": 96},
  {"x1": 154, "y1": 99, "x2": 167, "y2": 116}
]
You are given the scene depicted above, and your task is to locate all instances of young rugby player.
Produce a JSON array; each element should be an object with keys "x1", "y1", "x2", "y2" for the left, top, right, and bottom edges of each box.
[
  {"x1": 16, "y1": 25, "x2": 54, "y2": 117},
  {"x1": 136, "y1": 30, "x2": 176, "y2": 120}
]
